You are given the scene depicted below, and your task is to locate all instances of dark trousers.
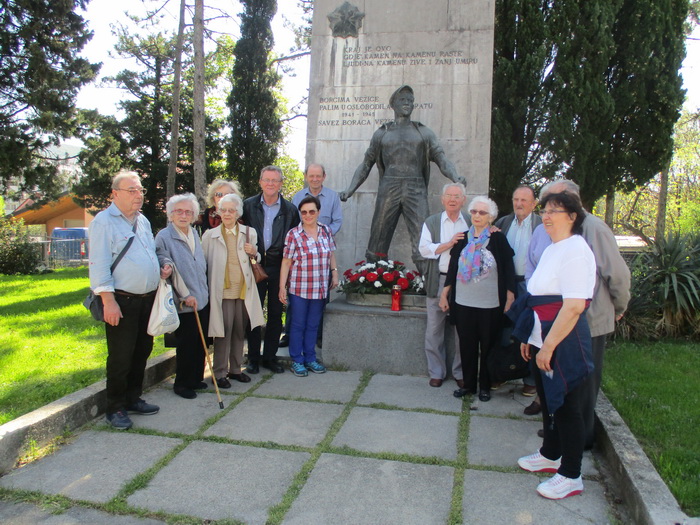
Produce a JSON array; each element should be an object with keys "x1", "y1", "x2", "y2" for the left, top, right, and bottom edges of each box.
[
  {"x1": 105, "y1": 293, "x2": 155, "y2": 414},
  {"x1": 247, "y1": 268, "x2": 283, "y2": 363},
  {"x1": 534, "y1": 347, "x2": 586, "y2": 479},
  {"x1": 452, "y1": 304, "x2": 501, "y2": 392},
  {"x1": 582, "y1": 334, "x2": 608, "y2": 449},
  {"x1": 173, "y1": 306, "x2": 209, "y2": 389}
]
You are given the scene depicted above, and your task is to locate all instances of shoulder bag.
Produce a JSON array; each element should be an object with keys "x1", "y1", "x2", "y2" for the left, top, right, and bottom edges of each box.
[{"x1": 245, "y1": 225, "x2": 268, "y2": 283}]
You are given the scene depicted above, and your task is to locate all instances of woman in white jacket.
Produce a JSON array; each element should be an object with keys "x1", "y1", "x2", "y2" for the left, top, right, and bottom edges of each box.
[{"x1": 201, "y1": 193, "x2": 264, "y2": 389}]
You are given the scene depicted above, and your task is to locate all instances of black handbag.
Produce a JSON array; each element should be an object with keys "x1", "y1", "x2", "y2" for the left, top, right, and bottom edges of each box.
[
  {"x1": 488, "y1": 330, "x2": 530, "y2": 383},
  {"x1": 83, "y1": 222, "x2": 138, "y2": 321}
]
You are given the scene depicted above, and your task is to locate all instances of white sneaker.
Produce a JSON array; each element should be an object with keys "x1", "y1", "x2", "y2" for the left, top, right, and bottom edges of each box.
[
  {"x1": 517, "y1": 451, "x2": 561, "y2": 473},
  {"x1": 537, "y1": 473, "x2": 584, "y2": 499}
]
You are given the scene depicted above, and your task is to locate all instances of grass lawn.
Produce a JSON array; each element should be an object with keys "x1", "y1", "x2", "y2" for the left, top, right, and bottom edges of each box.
[
  {"x1": 0, "y1": 267, "x2": 168, "y2": 426},
  {"x1": 603, "y1": 340, "x2": 700, "y2": 517}
]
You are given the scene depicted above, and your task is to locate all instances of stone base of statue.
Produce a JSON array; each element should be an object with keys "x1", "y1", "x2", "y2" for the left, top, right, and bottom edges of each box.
[{"x1": 322, "y1": 295, "x2": 458, "y2": 376}]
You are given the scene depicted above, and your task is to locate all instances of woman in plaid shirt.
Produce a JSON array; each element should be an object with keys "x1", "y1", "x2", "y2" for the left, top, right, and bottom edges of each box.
[{"x1": 279, "y1": 196, "x2": 339, "y2": 376}]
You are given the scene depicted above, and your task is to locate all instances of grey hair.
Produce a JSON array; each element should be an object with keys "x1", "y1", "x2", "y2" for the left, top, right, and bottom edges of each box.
[
  {"x1": 442, "y1": 182, "x2": 467, "y2": 198},
  {"x1": 166, "y1": 193, "x2": 200, "y2": 224},
  {"x1": 467, "y1": 195, "x2": 498, "y2": 222},
  {"x1": 259, "y1": 165, "x2": 284, "y2": 181},
  {"x1": 111, "y1": 171, "x2": 140, "y2": 190},
  {"x1": 217, "y1": 193, "x2": 243, "y2": 217},
  {"x1": 540, "y1": 179, "x2": 580, "y2": 199},
  {"x1": 206, "y1": 178, "x2": 240, "y2": 207}
]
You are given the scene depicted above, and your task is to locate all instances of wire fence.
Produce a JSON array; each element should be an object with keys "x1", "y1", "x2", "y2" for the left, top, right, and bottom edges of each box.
[{"x1": 32, "y1": 237, "x2": 89, "y2": 269}]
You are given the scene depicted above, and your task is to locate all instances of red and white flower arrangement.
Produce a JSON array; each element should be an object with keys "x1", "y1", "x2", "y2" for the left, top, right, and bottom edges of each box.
[{"x1": 337, "y1": 255, "x2": 424, "y2": 295}]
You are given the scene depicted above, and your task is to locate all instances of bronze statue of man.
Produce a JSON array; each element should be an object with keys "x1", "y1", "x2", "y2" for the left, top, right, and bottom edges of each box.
[{"x1": 339, "y1": 85, "x2": 466, "y2": 274}]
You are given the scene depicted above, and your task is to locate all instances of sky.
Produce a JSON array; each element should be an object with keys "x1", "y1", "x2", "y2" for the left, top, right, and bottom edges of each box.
[{"x1": 75, "y1": 2, "x2": 700, "y2": 168}]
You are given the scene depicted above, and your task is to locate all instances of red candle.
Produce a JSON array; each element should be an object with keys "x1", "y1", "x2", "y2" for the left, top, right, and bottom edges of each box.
[{"x1": 391, "y1": 285, "x2": 402, "y2": 311}]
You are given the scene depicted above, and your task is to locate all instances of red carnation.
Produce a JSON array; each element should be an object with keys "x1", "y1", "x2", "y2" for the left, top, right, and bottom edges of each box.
[
  {"x1": 406, "y1": 272, "x2": 414, "y2": 280},
  {"x1": 355, "y1": 260, "x2": 366, "y2": 266},
  {"x1": 377, "y1": 267, "x2": 385, "y2": 275},
  {"x1": 349, "y1": 274, "x2": 360, "y2": 282},
  {"x1": 383, "y1": 272, "x2": 395, "y2": 283},
  {"x1": 397, "y1": 277, "x2": 410, "y2": 290},
  {"x1": 367, "y1": 272, "x2": 379, "y2": 282}
]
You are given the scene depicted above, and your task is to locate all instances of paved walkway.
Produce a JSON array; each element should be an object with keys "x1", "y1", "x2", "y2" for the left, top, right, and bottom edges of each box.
[{"x1": 0, "y1": 372, "x2": 619, "y2": 524}]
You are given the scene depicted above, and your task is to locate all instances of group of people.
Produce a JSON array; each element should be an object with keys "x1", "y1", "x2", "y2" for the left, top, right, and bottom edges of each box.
[
  {"x1": 88, "y1": 164, "x2": 342, "y2": 431},
  {"x1": 420, "y1": 180, "x2": 630, "y2": 499},
  {"x1": 89, "y1": 165, "x2": 630, "y2": 502}
]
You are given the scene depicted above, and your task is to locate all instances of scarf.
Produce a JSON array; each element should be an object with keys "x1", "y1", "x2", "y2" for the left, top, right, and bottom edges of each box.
[{"x1": 457, "y1": 226, "x2": 491, "y2": 284}]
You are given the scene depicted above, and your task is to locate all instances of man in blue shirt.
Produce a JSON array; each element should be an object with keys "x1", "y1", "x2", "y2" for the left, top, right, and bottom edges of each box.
[{"x1": 89, "y1": 171, "x2": 172, "y2": 430}]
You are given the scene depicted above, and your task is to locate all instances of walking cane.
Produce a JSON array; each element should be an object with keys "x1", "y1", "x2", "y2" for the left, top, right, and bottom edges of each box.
[{"x1": 194, "y1": 309, "x2": 224, "y2": 409}]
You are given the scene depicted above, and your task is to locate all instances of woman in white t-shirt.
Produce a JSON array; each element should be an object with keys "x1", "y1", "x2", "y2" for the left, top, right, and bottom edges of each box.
[{"x1": 514, "y1": 191, "x2": 596, "y2": 500}]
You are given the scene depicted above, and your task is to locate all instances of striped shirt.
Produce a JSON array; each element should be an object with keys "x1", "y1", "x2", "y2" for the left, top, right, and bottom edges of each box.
[{"x1": 283, "y1": 224, "x2": 336, "y2": 299}]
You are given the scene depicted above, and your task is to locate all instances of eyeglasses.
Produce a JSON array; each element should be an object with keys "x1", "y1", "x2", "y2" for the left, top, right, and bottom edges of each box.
[
  {"x1": 469, "y1": 209, "x2": 489, "y2": 216},
  {"x1": 116, "y1": 187, "x2": 147, "y2": 195},
  {"x1": 443, "y1": 194, "x2": 464, "y2": 200},
  {"x1": 260, "y1": 178, "x2": 282, "y2": 184},
  {"x1": 214, "y1": 192, "x2": 231, "y2": 198},
  {"x1": 219, "y1": 208, "x2": 238, "y2": 214},
  {"x1": 539, "y1": 209, "x2": 569, "y2": 217},
  {"x1": 172, "y1": 209, "x2": 194, "y2": 216},
  {"x1": 300, "y1": 209, "x2": 318, "y2": 216}
]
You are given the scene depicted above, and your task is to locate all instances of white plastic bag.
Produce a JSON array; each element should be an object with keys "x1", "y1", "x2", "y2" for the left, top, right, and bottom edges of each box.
[{"x1": 147, "y1": 279, "x2": 180, "y2": 336}]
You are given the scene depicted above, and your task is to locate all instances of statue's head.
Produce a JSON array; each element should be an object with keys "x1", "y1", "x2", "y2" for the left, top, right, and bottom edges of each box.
[{"x1": 389, "y1": 85, "x2": 414, "y2": 116}]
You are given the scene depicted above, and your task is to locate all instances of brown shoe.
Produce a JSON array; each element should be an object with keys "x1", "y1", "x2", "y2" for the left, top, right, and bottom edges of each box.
[
  {"x1": 524, "y1": 400, "x2": 542, "y2": 415},
  {"x1": 455, "y1": 379, "x2": 465, "y2": 389},
  {"x1": 429, "y1": 378, "x2": 443, "y2": 387},
  {"x1": 522, "y1": 384, "x2": 537, "y2": 397}
]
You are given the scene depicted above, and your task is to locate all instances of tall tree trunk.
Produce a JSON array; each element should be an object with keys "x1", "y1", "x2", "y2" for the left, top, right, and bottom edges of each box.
[
  {"x1": 193, "y1": 0, "x2": 206, "y2": 203},
  {"x1": 656, "y1": 166, "x2": 669, "y2": 241},
  {"x1": 166, "y1": 0, "x2": 187, "y2": 200},
  {"x1": 604, "y1": 192, "x2": 615, "y2": 228}
]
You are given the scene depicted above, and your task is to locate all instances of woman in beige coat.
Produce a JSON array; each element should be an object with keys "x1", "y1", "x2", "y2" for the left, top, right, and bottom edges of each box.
[{"x1": 202, "y1": 193, "x2": 265, "y2": 389}]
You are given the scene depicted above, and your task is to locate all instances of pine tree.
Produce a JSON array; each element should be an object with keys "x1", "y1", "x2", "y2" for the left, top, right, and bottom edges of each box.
[
  {"x1": 227, "y1": 0, "x2": 283, "y2": 198},
  {"x1": 0, "y1": 0, "x2": 99, "y2": 197}
]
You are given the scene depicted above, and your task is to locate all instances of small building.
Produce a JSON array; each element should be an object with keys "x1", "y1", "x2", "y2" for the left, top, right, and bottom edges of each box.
[{"x1": 9, "y1": 192, "x2": 94, "y2": 237}]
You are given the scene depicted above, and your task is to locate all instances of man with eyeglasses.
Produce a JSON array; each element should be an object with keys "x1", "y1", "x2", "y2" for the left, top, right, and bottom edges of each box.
[
  {"x1": 88, "y1": 171, "x2": 172, "y2": 430},
  {"x1": 526, "y1": 179, "x2": 630, "y2": 449},
  {"x1": 241, "y1": 166, "x2": 300, "y2": 374},
  {"x1": 418, "y1": 183, "x2": 468, "y2": 388}
]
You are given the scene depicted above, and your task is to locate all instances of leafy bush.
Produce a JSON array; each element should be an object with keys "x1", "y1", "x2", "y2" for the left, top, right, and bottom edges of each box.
[
  {"x1": 617, "y1": 233, "x2": 700, "y2": 339},
  {"x1": 0, "y1": 218, "x2": 42, "y2": 275}
]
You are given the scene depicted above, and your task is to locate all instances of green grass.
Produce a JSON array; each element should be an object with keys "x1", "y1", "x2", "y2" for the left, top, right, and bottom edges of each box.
[
  {"x1": 0, "y1": 267, "x2": 168, "y2": 426},
  {"x1": 603, "y1": 340, "x2": 700, "y2": 517}
]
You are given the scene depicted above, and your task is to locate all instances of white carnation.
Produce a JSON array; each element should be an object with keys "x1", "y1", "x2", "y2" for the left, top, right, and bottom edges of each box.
[
  {"x1": 374, "y1": 281, "x2": 382, "y2": 288},
  {"x1": 359, "y1": 276, "x2": 365, "y2": 283}
]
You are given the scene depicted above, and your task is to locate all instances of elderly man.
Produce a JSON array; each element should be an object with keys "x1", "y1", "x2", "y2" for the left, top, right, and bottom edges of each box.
[
  {"x1": 280, "y1": 163, "x2": 343, "y2": 348},
  {"x1": 418, "y1": 183, "x2": 468, "y2": 388},
  {"x1": 88, "y1": 171, "x2": 172, "y2": 430},
  {"x1": 242, "y1": 166, "x2": 300, "y2": 374},
  {"x1": 495, "y1": 185, "x2": 542, "y2": 401},
  {"x1": 340, "y1": 85, "x2": 466, "y2": 273},
  {"x1": 526, "y1": 179, "x2": 631, "y2": 448}
]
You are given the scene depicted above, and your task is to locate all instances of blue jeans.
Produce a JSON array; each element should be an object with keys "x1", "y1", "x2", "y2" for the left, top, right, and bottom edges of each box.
[{"x1": 288, "y1": 294, "x2": 325, "y2": 364}]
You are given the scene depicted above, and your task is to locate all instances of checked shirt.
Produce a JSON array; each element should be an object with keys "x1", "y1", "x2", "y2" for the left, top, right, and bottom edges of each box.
[{"x1": 283, "y1": 223, "x2": 336, "y2": 300}]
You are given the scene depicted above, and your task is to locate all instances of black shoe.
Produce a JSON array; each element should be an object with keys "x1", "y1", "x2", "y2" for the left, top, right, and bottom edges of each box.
[
  {"x1": 192, "y1": 381, "x2": 208, "y2": 390},
  {"x1": 228, "y1": 372, "x2": 251, "y2": 383},
  {"x1": 106, "y1": 410, "x2": 133, "y2": 430},
  {"x1": 174, "y1": 386, "x2": 197, "y2": 399},
  {"x1": 246, "y1": 362, "x2": 260, "y2": 374},
  {"x1": 478, "y1": 389, "x2": 491, "y2": 402},
  {"x1": 262, "y1": 359, "x2": 284, "y2": 373},
  {"x1": 215, "y1": 377, "x2": 232, "y2": 389},
  {"x1": 453, "y1": 388, "x2": 476, "y2": 398},
  {"x1": 278, "y1": 335, "x2": 289, "y2": 347},
  {"x1": 126, "y1": 398, "x2": 159, "y2": 415}
]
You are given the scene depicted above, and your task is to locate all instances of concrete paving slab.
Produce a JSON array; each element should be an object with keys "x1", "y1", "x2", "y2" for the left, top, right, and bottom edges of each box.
[
  {"x1": 332, "y1": 406, "x2": 459, "y2": 460},
  {"x1": 465, "y1": 382, "x2": 542, "y2": 419},
  {"x1": 122, "y1": 388, "x2": 228, "y2": 435},
  {"x1": 462, "y1": 469, "x2": 612, "y2": 524},
  {"x1": 204, "y1": 397, "x2": 344, "y2": 447},
  {"x1": 0, "y1": 431, "x2": 181, "y2": 503},
  {"x1": 467, "y1": 416, "x2": 598, "y2": 476},
  {"x1": 253, "y1": 370, "x2": 362, "y2": 403},
  {"x1": 283, "y1": 453, "x2": 454, "y2": 525},
  {"x1": 0, "y1": 500, "x2": 166, "y2": 524},
  {"x1": 127, "y1": 441, "x2": 310, "y2": 524},
  {"x1": 357, "y1": 374, "x2": 463, "y2": 412}
]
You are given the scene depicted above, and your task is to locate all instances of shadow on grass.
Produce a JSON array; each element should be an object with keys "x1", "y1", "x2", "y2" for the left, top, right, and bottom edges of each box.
[{"x1": 0, "y1": 289, "x2": 90, "y2": 317}]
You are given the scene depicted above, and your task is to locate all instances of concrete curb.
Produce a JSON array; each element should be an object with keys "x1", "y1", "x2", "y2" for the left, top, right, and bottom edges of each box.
[
  {"x1": 596, "y1": 392, "x2": 696, "y2": 525},
  {"x1": 0, "y1": 351, "x2": 176, "y2": 475}
]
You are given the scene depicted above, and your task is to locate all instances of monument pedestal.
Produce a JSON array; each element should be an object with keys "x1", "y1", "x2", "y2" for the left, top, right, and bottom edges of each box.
[{"x1": 322, "y1": 296, "x2": 458, "y2": 376}]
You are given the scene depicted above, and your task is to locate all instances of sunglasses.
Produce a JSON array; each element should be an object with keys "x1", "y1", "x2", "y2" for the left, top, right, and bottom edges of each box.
[
  {"x1": 300, "y1": 209, "x2": 318, "y2": 216},
  {"x1": 469, "y1": 209, "x2": 489, "y2": 216}
]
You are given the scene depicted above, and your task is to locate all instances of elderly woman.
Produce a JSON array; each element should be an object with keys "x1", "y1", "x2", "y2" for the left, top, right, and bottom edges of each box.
[
  {"x1": 196, "y1": 179, "x2": 241, "y2": 235},
  {"x1": 513, "y1": 191, "x2": 596, "y2": 499},
  {"x1": 201, "y1": 193, "x2": 264, "y2": 388},
  {"x1": 279, "y1": 195, "x2": 338, "y2": 377},
  {"x1": 155, "y1": 193, "x2": 209, "y2": 399},
  {"x1": 439, "y1": 195, "x2": 516, "y2": 402}
]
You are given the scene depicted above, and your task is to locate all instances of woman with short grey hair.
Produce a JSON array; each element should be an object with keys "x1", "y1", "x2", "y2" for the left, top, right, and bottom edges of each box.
[{"x1": 156, "y1": 193, "x2": 210, "y2": 399}]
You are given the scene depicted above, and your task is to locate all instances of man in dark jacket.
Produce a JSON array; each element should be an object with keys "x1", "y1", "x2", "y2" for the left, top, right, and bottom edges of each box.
[{"x1": 241, "y1": 166, "x2": 300, "y2": 374}]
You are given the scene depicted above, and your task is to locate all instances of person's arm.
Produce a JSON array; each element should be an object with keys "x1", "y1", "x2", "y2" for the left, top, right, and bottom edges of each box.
[
  {"x1": 328, "y1": 192, "x2": 343, "y2": 235},
  {"x1": 329, "y1": 252, "x2": 339, "y2": 290},
  {"x1": 279, "y1": 258, "x2": 292, "y2": 305},
  {"x1": 427, "y1": 130, "x2": 467, "y2": 187},
  {"x1": 536, "y1": 298, "x2": 587, "y2": 372}
]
